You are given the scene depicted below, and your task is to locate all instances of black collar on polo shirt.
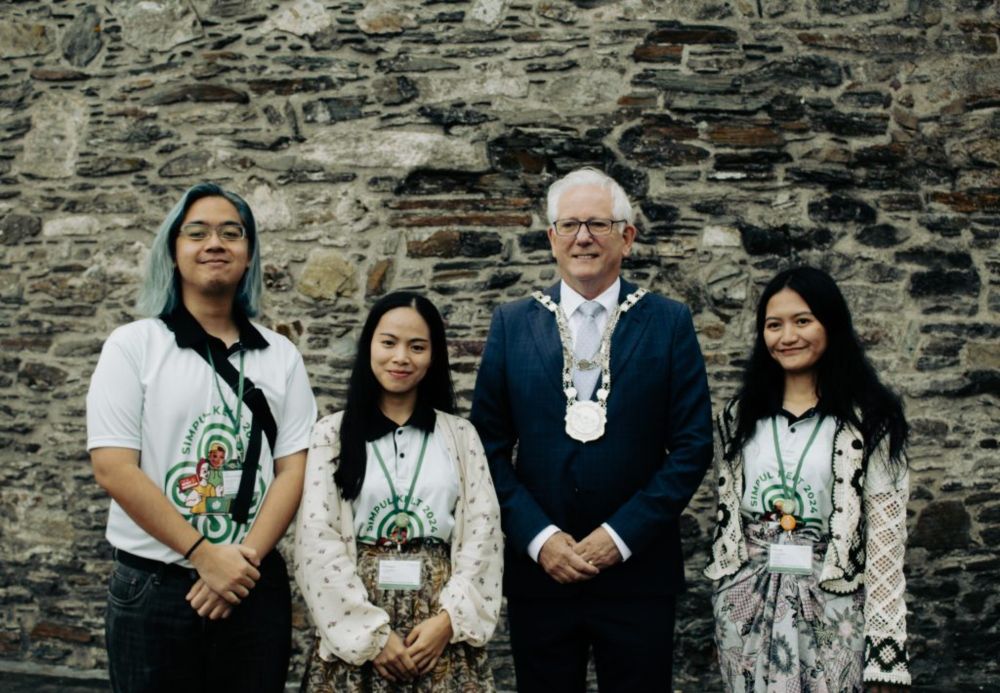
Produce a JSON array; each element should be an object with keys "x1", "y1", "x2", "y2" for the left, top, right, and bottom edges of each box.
[
  {"x1": 364, "y1": 401, "x2": 437, "y2": 442},
  {"x1": 160, "y1": 301, "x2": 269, "y2": 355}
]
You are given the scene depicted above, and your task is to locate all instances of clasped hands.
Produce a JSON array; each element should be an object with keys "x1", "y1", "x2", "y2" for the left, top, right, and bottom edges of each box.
[
  {"x1": 539, "y1": 528, "x2": 621, "y2": 584},
  {"x1": 373, "y1": 611, "x2": 453, "y2": 683},
  {"x1": 185, "y1": 543, "x2": 261, "y2": 620}
]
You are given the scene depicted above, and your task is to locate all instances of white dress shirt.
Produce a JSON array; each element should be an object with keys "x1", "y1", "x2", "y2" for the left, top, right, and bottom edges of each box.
[{"x1": 526, "y1": 279, "x2": 633, "y2": 563}]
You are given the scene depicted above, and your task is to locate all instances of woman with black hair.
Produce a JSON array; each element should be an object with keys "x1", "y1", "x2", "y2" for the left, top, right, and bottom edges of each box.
[
  {"x1": 295, "y1": 292, "x2": 502, "y2": 692},
  {"x1": 706, "y1": 267, "x2": 911, "y2": 692}
]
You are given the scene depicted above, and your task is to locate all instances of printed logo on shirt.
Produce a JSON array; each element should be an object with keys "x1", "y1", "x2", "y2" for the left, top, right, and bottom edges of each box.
[
  {"x1": 358, "y1": 493, "x2": 440, "y2": 545},
  {"x1": 164, "y1": 411, "x2": 263, "y2": 544},
  {"x1": 748, "y1": 471, "x2": 821, "y2": 527}
]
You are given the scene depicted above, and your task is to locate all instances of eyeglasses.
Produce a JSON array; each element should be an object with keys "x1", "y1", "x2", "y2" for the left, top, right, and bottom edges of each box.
[
  {"x1": 552, "y1": 218, "x2": 626, "y2": 236},
  {"x1": 179, "y1": 222, "x2": 247, "y2": 242}
]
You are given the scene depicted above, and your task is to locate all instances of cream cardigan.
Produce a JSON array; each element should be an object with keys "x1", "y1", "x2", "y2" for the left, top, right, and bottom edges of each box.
[
  {"x1": 705, "y1": 399, "x2": 911, "y2": 687},
  {"x1": 294, "y1": 410, "x2": 503, "y2": 666}
]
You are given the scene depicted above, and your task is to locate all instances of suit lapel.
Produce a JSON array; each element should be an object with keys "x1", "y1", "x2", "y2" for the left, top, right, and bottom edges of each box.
[
  {"x1": 527, "y1": 283, "x2": 565, "y2": 393},
  {"x1": 609, "y1": 278, "x2": 653, "y2": 378}
]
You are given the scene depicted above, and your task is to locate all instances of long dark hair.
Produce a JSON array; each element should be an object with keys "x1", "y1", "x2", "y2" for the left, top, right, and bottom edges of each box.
[
  {"x1": 334, "y1": 291, "x2": 456, "y2": 500},
  {"x1": 727, "y1": 267, "x2": 908, "y2": 470}
]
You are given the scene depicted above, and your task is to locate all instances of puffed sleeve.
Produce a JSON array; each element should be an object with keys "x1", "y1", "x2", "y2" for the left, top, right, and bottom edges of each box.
[
  {"x1": 436, "y1": 417, "x2": 504, "y2": 646},
  {"x1": 293, "y1": 415, "x2": 391, "y2": 666},
  {"x1": 861, "y1": 439, "x2": 911, "y2": 686}
]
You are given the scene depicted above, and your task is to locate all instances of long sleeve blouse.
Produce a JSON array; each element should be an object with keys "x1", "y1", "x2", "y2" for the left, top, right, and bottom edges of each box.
[
  {"x1": 705, "y1": 399, "x2": 911, "y2": 687},
  {"x1": 294, "y1": 410, "x2": 504, "y2": 666}
]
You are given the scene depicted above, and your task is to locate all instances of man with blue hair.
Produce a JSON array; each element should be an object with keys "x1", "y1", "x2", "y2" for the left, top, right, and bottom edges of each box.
[
  {"x1": 87, "y1": 183, "x2": 316, "y2": 692},
  {"x1": 471, "y1": 167, "x2": 713, "y2": 691}
]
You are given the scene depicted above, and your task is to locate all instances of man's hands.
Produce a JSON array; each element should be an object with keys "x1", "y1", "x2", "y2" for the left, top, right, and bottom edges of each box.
[
  {"x1": 538, "y1": 531, "x2": 601, "y2": 583},
  {"x1": 573, "y1": 527, "x2": 622, "y2": 571},
  {"x1": 184, "y1": 542, "x2": 261, "y2": 619}
]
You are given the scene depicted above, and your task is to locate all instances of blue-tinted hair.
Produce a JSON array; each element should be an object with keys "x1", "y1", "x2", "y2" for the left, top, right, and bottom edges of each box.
[{"x1": 135, "y1": 183, "x2": 263, "y2": 317}]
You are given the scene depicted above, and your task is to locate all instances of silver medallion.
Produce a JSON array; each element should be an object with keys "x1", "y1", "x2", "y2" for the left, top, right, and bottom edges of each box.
[{"x1": 565, "y1": 400, "x2": 607, "y2": 443}]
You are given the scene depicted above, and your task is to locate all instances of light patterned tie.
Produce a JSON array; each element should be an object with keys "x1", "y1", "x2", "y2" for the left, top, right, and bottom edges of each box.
[{"x1": 572, "y1": 300, "x2": 604, "y2": 401}]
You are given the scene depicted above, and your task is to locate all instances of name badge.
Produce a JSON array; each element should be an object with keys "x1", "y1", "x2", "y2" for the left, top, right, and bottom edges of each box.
[
  {"x1": 378, "y1": 559, "x2": 422, "y2": 591},
  {"x1": 768, "y1": 543, "x2": 813, "y2": 575}
]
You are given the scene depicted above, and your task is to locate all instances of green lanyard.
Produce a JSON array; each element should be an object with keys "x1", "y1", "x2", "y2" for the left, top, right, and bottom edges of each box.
[
  {"x1": 770, "y1": 413, "x2": 825, "y2": 517},
  {"x1": 370, "y1": 430, "x2": 430, "y2": 542},
  {"x1": 205, "y1": 345, "x2": 246, "y2": 457}
]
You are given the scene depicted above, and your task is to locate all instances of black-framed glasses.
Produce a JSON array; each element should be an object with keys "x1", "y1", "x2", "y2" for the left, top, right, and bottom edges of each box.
[
  {"x1": 179, "y1": 222, "x2": 246, "y2": 242},
  {"x1": 552, "y1": 218, "x2": 626, "y2": 236}
]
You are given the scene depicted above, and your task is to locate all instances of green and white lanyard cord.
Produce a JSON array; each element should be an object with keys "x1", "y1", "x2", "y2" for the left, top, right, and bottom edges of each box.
[
  {"x1": 770, "y1": 413, "x2": 825, "y2": 530},
  {"x1": 369, "y1": 431, "x2": 430, "y2": 550},
  {"x1": 205, "y1": 345, "x2": 246, "y2": 460}
]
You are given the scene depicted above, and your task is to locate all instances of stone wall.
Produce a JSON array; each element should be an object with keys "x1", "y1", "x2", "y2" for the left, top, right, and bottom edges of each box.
[{"x1": 1, "y1": 1, "x2": 998, "y2": 690}]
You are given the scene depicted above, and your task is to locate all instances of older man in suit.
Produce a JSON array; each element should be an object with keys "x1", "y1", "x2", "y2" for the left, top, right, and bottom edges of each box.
[{"x1": 470, "y1": 168, "x2": 713, "y2": 691}]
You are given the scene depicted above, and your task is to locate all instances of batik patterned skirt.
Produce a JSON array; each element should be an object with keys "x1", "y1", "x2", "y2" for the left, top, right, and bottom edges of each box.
[
  {"x1": 302, "y1": 540, "x2": 495, "y2": 693},
  {"x1": 711, "y1": 521, "x2": 866, "y2": 693}
]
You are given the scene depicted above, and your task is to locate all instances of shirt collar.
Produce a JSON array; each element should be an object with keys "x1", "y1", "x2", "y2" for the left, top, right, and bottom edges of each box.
[
  {"x1": 364, "y1": 402, "x2": 437, "y2": 442},
  {"x1": 559, "y1": 278, "x2": 621, "y2": 318},
  {"x1": 160, "y1": 301, "x2": 269, "y2": 353}
]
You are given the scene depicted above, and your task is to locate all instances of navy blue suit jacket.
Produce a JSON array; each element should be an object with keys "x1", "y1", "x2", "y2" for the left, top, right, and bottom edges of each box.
[{"x1": 470, "y1": 279, "x2": 713, "y2": 598}]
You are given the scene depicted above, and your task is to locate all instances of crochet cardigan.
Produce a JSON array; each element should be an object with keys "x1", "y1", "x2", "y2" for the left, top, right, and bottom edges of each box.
[
  {"x1": 705, "y1": 399, "x2": 911, "y2": 687},
  {"x1": 294, "y1": 410, "x2": 504, "y2": 666}
]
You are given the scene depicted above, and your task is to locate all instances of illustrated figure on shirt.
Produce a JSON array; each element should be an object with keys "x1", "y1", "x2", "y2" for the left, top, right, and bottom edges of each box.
[
  {"x1": 470, "y1": 167, "x2": 713, "y2": 692},
  {"x1": 86, "y1": 182, "x2": 316, "y2": 693},
  {"x1": 185, "y1": 459, "x2": 219, "y2": 514}
]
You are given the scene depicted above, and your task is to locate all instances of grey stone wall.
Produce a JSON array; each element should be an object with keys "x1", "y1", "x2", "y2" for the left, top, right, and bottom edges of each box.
[{"x1": 2, "y1": 1, "x2": 998, "y2": 690}]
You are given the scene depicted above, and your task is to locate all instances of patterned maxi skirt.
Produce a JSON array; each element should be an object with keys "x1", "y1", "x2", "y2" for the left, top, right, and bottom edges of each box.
[
  {"x1": 302, "y1": 540, "x2": 495, "y2": 693},
  {"x1": 711, "y1": 521, "x2": 866, "y2": 693}
]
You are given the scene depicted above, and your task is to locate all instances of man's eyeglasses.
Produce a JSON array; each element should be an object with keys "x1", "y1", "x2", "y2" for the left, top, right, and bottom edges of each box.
[
  {"x1": 179, "y1": 222, "x2": 247, "y2": 242},
  {"x1": 552, "y1": 218, "x2": 626, "y2": 236}
]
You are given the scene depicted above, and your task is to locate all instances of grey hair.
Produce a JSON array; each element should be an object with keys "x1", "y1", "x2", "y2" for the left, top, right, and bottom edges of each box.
[
  {"x1": 545, "y1": 167, "x2": 634, "y2": 226},
  {"x1": 135, "y1": 183, "x2": 263, "y2": 318}
]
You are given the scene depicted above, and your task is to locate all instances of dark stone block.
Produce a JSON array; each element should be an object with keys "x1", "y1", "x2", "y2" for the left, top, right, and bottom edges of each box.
[
  {"x1": 919, "y1": 216, "x2": 969, "y2": 237},
  {"x1": 395, "y1": 170, "x2": 491, "y2": 196},
  {"x1": 692, "y1": 200, "x2": 727, "y2": 215},
  {"x1": 766, "y1": 93, "x2": 806, "y2": 121},
  {"x1": 643, "y1": 24, "x2": 738, "y2": 45},
  {"x1": 61, "y1": 5, "x2": 103, "y2": 68},
  {"x1": 518, "y1": 230, "x2": 550, "y2": 253},
  {"x1": 864, "y1": 261, "x2": 904, "y2": 283},
  {"x1": 640, "y1": 201, "x2": 680, "y2": 224},
  {"x1": 858, "y1": 224, "x2": 904, "y2": 247},
  {"x1": 488, "y1": 129, "x2": 613, "y2": 175},
  {"x1": 0, "y1": 213, "x2": 41, "y2": 245},
  {"x1": 418, "y1": 104, "x2": 493, "y2": 130},
  {"x1": 808, "y1": 195, "x2": 877, "y2": 223},
  {"x1": 817, "y1": 0, "x2": 890, "y2": 13},
  {"x1": 911, "y1": 500, "x2": 971, "y2": 551},
  {"x1": 459, "y1": 231, "x2": 503, "y2": 257},
  {"x1": 376, "y1": 54, "x2": 461, "y2": 73},
  {"x1": 716, "y1": 151, "x2": 792, "y2": 174},
  {"x1": 303, "y1": 96, "x2": 367, "y2": 123},
  {"x1": 230, "y1": 135, "x2": 293, "y2": 151},
  {"x1": 815, "y1": 110, "x2": 889, "y2": 136},
  {"x1": 159, "y1": 151, "x2": 213, "y2": 178},
  {"x1": 76, "y1": 156, "x2": 148, "y2": 177},
  {"x1": 745, "y1": 55, "x2": 843, "y2": 89},
  {"x1": 852, "y1": 143, "x2": 907, "y2": 167},
  {"x1": 146, "y1": 83, "x2": 249, "y2": 105},
  {"x1": 248, "y1": 77, "x2": 340, "y2": 95},
  {"x1": 738, "y1": 222, "x2": 790, "y2": 256},
  {"x1": 839, "y1": 90, "x2": 891, "y2": 109},
  {"x1": 375, "y1": 76, "x2": 419, "y2": 106},
  {"x1": 17, "y1": 362, "x2": 68, "y2": 390},
  {"x1": 485, "y1": 270, "x2": 522, "y2": 290},
  {"x1": 786, "y1": 167, "x2": 854, "y2": 187},
  {"x1": 909, "y1": 269, "x2": 981, "y2": 297},
  {"x1": 275, "y1": 167, "x2": 356, "y2": 185},
  {"x1": 619, "y1": 119, "x2": 709, "y2": 167},
  {"x1": 896, "y1": 248, "x2": 972, "y2": 269},
  {"x1": 607, "y1": 163, "x2": 648, "y2": 200}
]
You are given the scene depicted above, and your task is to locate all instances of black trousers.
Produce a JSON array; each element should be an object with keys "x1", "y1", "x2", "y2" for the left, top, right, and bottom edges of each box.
[
  {"x1": 105, "y1": 549, "x2": 291, "y2": 693},
  {"x1": 507, "y1": 593, "x2": 676, "y2": 693}
]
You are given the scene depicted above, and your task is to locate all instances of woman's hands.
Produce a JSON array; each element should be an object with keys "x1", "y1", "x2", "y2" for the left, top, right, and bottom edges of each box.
[
  {"x1": 373, "y1": 631, "x2": 419, "y2": 682},
  {"x1": 373, "y1": 611, "x2": 454, "y2": 681},
  {"x1": 404, "y1": 611, "x2": 453, "y2": 675}
]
